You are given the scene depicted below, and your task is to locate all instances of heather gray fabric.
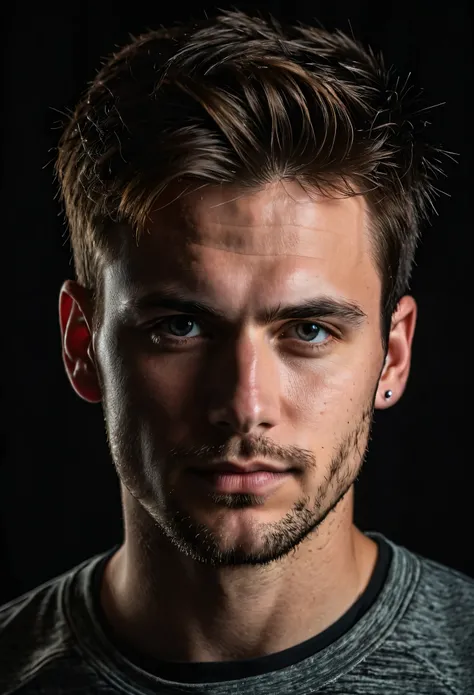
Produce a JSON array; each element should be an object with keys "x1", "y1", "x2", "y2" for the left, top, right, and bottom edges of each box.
[{"x1": 1, "y1": 532, "x2": 473, "y2": 694}]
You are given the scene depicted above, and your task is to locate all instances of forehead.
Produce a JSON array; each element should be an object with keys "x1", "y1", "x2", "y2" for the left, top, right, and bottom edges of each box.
[
  {"x1": 106, "y1": 181, "x2": 380, "y2": 309},
  {"x1": 178, "y1": 182, "x2": 365, "y2": 257}
]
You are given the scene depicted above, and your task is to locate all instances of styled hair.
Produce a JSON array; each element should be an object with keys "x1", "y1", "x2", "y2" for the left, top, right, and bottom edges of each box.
[{"x1": 56, "y1": 9, "x2": 448, "y2": 344}]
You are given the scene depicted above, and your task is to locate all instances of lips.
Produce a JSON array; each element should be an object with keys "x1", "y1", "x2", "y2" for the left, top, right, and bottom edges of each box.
[
  {"x1": 190, "y1": 467, "x2": 294, "y2": 495},
  {"x1": 191, "y1": 461, "x2": 291, "y2": 475}
]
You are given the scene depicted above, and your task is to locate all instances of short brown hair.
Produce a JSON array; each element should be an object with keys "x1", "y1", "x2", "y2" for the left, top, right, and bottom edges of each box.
[{"x1": 56, "y1": 9, "x2": 448, "y2": 343}]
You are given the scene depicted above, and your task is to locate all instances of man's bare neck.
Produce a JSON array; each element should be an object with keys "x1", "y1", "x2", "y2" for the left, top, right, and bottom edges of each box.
[{"x1": 100, "y1": 501, "x2": 377, "y2": 663}]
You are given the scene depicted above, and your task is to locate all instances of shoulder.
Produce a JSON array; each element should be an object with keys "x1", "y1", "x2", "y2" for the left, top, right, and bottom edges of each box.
[
  {"x1": 390, "y1": 545, "x2": 474, "y2": 690},
  {"x1": 0, "y1": 573, "x2": 73, "y2": 694},
  {"x1": 0, "y1": 553, "x2": 104, "y2": 695},
  {"x1": 410, "y1": 551, "x2": 474, "y2": 633}
]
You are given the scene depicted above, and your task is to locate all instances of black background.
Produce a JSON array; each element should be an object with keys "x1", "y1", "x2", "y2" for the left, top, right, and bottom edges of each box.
[{"x1": 1, "y1": 0, "x2": 472, "y2": 605}]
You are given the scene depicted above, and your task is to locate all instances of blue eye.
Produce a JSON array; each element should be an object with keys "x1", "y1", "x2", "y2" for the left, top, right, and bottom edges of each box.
[
  {"x1": 161, "y1": 316, "x2": 202, "y2": 338},
  {"x1": 291, "y1": 322, "x2": 330, "y2": 343},
  {"x1": 148, "y1": 317, "x2": 332, "y2": 349}
]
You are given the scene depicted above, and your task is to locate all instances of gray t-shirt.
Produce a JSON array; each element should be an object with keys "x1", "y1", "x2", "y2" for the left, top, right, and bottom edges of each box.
[{"x1": 0, "y1": 532, "x2": 473, "y2": 694}]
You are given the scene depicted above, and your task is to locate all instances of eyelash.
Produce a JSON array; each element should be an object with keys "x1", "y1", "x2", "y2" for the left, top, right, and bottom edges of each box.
[{"x1": 147, "y1": 316, "x2": 337, "y2": 352}]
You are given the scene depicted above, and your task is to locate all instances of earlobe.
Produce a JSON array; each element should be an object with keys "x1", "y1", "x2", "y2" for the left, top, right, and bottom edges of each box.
[
  {"x1": 59, "y1": 281, "x2": 102, "y2": 404},
  {"x1": 375, "y1": 388, "x2": 394, "y2": 410},
  {"x1": 375, "y1": 295, "x2": 417, "y2": 410}
]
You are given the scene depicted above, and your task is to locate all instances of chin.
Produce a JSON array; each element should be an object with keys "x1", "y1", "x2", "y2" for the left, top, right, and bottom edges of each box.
[
  {"x1": 187, "y1": 498, "x2": 283, "y2": 540},
  {"x1": 158, "y1": 490, "x2": 319, "y2": 568}
]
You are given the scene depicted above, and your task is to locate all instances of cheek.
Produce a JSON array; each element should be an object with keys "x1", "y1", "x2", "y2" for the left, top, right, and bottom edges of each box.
[
  {"x1": 138, "y1": 354, "x2": 201, "y2": 413},
  {"x1": 286, "y1": 346, "x2": 380, "y2": 430},
  {"x1": 98, "y1": 329, "x2": 206, "y2": 443}
]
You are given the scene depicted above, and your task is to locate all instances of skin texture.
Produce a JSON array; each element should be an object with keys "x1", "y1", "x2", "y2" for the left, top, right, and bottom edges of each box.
[{"x1": 59, "y1": 180, "x2": 417, "y2": 663}]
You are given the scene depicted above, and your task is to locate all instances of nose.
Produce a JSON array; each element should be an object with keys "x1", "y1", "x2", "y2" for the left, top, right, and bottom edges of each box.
[{"x1": 207, "y1": 332, "x2": 281, "y2": 436}]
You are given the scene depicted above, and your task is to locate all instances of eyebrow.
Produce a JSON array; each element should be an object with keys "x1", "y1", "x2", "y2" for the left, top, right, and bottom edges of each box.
[{"x1": 127, "y1": 290, "x2": 367, "y2": 328}]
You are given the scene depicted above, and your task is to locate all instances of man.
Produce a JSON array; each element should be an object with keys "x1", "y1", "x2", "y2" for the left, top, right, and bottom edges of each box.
[{"x1": 1, "y1": 9, "x2": 472, "y2": 695}]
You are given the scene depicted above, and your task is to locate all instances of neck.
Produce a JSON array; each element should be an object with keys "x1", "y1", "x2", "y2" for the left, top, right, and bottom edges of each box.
[{"x1": 100, "y1": 486, "x2": 378, "y2": 663}]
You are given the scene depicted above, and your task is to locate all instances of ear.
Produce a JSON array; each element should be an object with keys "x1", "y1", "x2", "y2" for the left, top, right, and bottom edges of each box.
[
  {"x1": 375, "y1": 295, "x2": 417, "y2": 409},
  {"x1": 59, "y1": 280, "x2": 102, "y2": 403}
]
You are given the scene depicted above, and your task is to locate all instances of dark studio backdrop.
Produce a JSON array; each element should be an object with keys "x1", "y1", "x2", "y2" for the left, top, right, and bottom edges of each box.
[{"x1": 1, "y1": 1, "x2": 472, "y2": 605}]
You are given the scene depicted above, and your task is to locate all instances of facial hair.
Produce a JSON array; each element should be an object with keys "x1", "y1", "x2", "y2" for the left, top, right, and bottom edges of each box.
[{"x1": 118, "y1": 401, "x2": 375, "y2": 569}]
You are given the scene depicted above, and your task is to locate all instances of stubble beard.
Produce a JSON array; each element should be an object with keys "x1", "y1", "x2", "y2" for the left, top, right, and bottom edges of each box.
[{"x1": 109, "y1": 400, "x2": 374, "y2": 568}]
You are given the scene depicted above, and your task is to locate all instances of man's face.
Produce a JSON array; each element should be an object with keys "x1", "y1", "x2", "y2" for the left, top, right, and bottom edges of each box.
[{"x1": 93, "y1": 181, "x2": 385, "y2": 566}]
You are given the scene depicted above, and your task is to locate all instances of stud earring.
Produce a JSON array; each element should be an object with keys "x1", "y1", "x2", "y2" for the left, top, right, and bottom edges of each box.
[{"x1": 384, "y1": 390, "x2": 393, "y2": 399}]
